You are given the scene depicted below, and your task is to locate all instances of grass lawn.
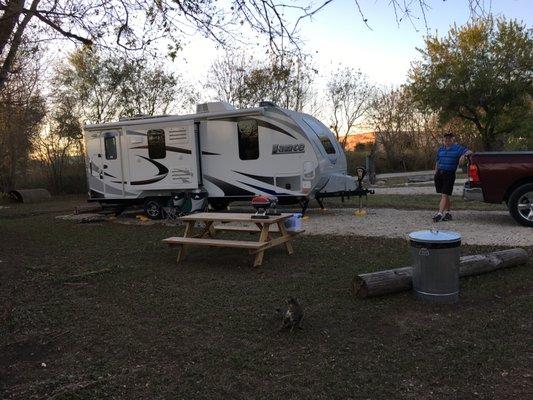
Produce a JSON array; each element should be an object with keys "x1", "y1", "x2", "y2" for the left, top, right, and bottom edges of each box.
[{"x1": 1, "y1": 200, "x2": 531, "y2": 399}]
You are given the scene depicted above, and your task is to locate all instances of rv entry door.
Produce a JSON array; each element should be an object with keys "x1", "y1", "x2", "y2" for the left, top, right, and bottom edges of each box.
[{"x1": 100, "y1": 131, "x2": 123, "y2": 197}]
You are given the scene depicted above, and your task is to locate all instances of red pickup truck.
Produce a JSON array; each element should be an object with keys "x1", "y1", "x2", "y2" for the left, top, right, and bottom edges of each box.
[{"x1": 463, "y1": 152, "x2": 533, "y2": 227}]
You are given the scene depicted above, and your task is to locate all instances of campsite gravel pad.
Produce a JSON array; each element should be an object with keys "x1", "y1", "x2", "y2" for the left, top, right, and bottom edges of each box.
[
  {"x1": 299, "y1": 208, "x2": 532, "y2": 247},
  {"x1": 56, "y1": 207, "x2": 531, "y2": 247}
]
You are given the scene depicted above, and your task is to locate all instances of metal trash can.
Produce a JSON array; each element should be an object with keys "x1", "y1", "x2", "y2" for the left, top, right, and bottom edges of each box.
[{"x1": 409, "y1": 230, "x2": 461, "y2": 303}]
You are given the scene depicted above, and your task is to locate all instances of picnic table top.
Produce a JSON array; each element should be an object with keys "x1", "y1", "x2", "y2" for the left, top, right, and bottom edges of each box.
[{"x1": 180, "y1": 212, "x2": 293, "y2": 223}]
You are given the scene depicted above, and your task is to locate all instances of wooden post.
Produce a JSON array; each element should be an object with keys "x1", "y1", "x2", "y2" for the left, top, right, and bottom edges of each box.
[{"x1": 352, "y1": 248, "x2": 528, "y2": 299}]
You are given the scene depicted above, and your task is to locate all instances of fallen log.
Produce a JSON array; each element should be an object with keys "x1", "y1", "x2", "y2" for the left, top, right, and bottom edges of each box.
[{"x1": 352, "y1": 248, "x2": 528, "y2": 299}]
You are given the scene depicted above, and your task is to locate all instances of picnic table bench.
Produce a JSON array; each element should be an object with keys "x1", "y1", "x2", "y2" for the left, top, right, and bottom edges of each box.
[{"x1": 162, "y1": 212, "x2": 302, "y2": 267}]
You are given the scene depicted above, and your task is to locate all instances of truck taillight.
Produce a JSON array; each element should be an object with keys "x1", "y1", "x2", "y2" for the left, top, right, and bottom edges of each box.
[{"x1": 469, "y1": 164, "x2": 480, "y2": 183}]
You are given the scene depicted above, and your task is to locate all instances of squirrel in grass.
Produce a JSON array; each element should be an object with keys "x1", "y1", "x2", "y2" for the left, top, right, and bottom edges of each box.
[{"x1": 277, "y1": 297, "x2": 303, "y2": 332}]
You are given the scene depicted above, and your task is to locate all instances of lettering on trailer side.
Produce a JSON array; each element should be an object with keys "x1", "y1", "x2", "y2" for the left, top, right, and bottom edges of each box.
[
  {"x1": 171, "y1": 168, "x2": 193, "y2": 183},
  {"x1": 272, "y1": 144, "x2": 305, "y2": 154}
]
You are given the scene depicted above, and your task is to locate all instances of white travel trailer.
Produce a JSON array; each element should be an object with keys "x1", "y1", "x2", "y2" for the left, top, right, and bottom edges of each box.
[{"x1": 83, "y1": 101, "x2": 369, "y2": 218}]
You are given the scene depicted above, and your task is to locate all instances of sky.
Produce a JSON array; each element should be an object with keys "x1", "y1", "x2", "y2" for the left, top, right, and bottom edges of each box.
[{"x1": 176, "y1": 0, "x2": 532, "y2": 90}]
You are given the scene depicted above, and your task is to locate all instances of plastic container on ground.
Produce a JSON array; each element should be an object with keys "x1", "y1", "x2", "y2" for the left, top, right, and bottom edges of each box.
[{"x1": 284, "y1": 213, "x2": 302, "y2": 231}]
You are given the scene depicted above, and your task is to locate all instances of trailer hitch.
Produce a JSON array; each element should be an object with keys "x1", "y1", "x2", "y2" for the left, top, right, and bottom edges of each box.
[
  {"x1": 354, "y1": 166, "x2": 374, "y2": 216},
  {"x1": 312, "y1": 166, "x2": 375, "y2": 215}
]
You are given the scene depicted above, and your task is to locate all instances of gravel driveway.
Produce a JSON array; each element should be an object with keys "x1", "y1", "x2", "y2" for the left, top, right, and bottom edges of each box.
[
  {"x1": 371, "y1": 182, "x2": 466, "y2": 196},
  {"x1": 300, "y1": 208, "x2": 532, "y2": 247}
]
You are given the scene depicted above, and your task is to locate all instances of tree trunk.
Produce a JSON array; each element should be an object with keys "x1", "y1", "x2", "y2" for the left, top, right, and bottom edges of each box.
[
  {"x1": 0, "y1": 0, "x2": 24, "y2": 57},
  {"x1": 5, "y1": 141, "x2": 18, "y2": 192},
  {"x1": 0, "y1": 0, "x2": 38, "y2": 92},
  {"x1": 352, "y1": 248, "x2": 528, "y2": 299}
]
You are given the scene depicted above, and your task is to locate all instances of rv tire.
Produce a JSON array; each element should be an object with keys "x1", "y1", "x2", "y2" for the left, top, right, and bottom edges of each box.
[{"x1": 144, "y1": 199, "x2": 164, "y2": 220}]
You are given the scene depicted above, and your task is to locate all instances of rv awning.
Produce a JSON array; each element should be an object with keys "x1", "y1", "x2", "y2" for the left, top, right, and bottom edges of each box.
[
  {"x1": 204, "y1": 108, "x2": 264, "y2": 120},
  {"x1": 84, "y1": 108, "x2": 265, "y2": 130}
]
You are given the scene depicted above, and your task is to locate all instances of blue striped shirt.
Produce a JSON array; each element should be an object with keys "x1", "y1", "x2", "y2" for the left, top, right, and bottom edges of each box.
[{"x1": 436, "y1": 144, "x2": 468, "y2": 171}]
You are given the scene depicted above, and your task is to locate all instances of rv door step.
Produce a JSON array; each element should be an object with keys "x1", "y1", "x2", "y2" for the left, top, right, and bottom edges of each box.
[{"x1": 162, "y1": 237, "x2": 268, "y2": 250}]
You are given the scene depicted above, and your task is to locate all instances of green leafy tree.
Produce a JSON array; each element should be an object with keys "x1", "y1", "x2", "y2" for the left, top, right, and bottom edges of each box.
[
  {"x1": 118, "y1": 58, "x2": 197, "y2": 118},
  {"x1": 243, "y1": 56, "x2": 315, "y2": 111},
  {"x1": 55, "y1": 48, "x2": 128, "y2": 124},
  {"x1": 369, "y1": 87, "x2": 442, "y2": 171},
  {"x1": 54, "y1": 47, "x2": 195, "y2": 124},
  {"x1": 409, "y1": 17, "x2": 533, "y2": 150}
]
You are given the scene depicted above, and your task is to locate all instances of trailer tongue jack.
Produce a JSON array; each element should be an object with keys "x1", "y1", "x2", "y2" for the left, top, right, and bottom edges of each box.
[{"x1": 313, "y1": 166, "x2": 375, "y2": 216}]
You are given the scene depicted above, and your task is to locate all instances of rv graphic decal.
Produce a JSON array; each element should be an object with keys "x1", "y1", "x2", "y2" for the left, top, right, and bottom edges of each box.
[
  {"x1": 131, "y1": 145, "x2": 192, "y2": 155},
  {"x1": 272, "y1": 144, "x2": 305, "y2": 154},
  {"x1": 89, "y1": 161, "x2": 117, "y2": 179},
  {"x1": 216, "y1": 117, "x2": 297, "y2": 139},
  {"x1": 204, "y1": 175, "x2": 254, "y2": 196},
  {"x1": 130, "y1": 156, "x2": 169, "y2": 185},
  {"x1": 233, "y1": 171, "x2": 274, "y2": 185},
  {"x1": 236, "y1": 181, "x2": 287, "y2": 197},
  {"x1": 256, "y1": 119, "x2": 297, "y2": 139}
]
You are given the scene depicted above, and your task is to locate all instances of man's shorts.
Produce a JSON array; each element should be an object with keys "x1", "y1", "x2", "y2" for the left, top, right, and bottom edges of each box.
[{"x1": 434, "y1": 169, "x2": 456, "y2": 196}]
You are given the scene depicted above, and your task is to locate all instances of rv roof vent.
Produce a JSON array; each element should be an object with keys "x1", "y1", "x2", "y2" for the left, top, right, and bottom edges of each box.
[
  {"x1": 259, "y1": 101, "x2": 278, "y2": 108},
  {"x1": 196, "y1": 102, "x2": 236, "y2": 114}
]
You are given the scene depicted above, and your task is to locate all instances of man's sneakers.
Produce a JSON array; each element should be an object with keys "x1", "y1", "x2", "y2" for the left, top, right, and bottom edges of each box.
[{"x1": 433, "y1": 212, "x2": 452, "y2": 222}]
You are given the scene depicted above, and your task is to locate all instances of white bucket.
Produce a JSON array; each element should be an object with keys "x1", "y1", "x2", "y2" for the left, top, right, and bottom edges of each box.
[{"x1": 284, "y1": 213, "x2": 302, "y2": 231}]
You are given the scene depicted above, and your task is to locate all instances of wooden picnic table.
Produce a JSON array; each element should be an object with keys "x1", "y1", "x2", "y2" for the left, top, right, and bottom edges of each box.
[{"x1": 162, "y1": 212, "x2": 302, "y2": 267}]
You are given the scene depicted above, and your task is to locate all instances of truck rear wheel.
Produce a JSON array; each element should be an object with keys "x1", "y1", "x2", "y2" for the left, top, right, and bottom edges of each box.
[
  {"x1": 508, "y1": 183, "x2": 533, "y2": 227},
  {"x1": 144, "y1": 199, "x2": 164, "y2": 220}
]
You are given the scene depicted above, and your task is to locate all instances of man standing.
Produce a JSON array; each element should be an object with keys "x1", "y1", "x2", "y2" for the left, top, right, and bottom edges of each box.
[{"x1": 433, "y1": 133, "x2": 472, "y2": 222}]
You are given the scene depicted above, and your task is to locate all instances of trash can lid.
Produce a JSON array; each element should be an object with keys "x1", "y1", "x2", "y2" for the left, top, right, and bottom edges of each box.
[{"x1": 409, "y1": 230, "x2": 461, "y2": 244}]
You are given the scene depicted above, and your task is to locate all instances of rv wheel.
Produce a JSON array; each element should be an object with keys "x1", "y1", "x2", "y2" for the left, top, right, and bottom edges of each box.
[{"x1": 144, "y1": 199, "x2": 163, "y2": 220}]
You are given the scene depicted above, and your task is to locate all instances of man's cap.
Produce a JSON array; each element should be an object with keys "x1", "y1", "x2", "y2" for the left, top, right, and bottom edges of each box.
[{"x1": 443, "y1": 132, "x2": 455, "y2": 138}]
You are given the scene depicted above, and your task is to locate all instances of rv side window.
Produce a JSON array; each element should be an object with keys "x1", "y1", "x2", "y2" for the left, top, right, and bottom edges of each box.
[
  {"x1": 147, "y1": 129, "x2": 166, "y2": 159},
  {"x1": 302, "y1": 117, "x2": 336, "y2": 155},
  {"x1": 237, "y1": 120, "x2": 259, "y2": 160},
  {"x1": 104, "y1": 135, "x2": 117, "y2": 160},
  {"x1": 319, "y1": 137, "x2": 336, "y2": 154}
]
